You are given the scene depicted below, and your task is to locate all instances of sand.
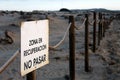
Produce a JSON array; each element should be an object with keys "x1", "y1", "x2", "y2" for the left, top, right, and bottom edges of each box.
[{"x1": 0, "y1": 11, "x2": 120, "y2": 80}]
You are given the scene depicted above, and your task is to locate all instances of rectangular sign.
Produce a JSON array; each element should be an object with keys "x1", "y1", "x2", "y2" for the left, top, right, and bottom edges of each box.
[{"x1": 21, "y1": 20, "x2": 49, "y2": 76}]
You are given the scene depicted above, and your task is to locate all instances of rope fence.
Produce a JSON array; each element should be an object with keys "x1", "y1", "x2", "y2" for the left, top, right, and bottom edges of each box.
[{"x1": 0, "y1": 12, "x2": 115, "y2": 80}]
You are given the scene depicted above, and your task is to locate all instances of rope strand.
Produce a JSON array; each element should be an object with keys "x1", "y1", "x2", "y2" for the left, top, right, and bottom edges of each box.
[
  {"x1": 0, "y1": 50, "x2": 20, "y2": 73},
  {"x1": 97, "y1": 20, "x2": 100, "y2": 23},
  {"x1": 49, "y1": 23, "x2": 71, "y2": 49},
  {"x1": 75, "y1": 18, "x2": 86, "y2": 30},
  {"x1": 88, "y1": 20, "x2": 94, "y2": 26}
]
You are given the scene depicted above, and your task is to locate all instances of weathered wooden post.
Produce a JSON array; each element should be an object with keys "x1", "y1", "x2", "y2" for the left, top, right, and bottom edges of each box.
[
  {"x1": 101, "y1": 13, "x2": 103, "y2": 40},
  {"x1": 85, "y1": 14, "x2": 89, "y2": 72},
  {"x1": 93, "y1": 12, "x2": 97, "y2": 52},
  {"x1": 69, "y1": 16, "x2": 75, "y2": 80},
  {"x1": 103, "y1": 15, "x2": 105, "y2": 37},
  {"x1": 27, "y1": 71, "x2": 36, "y2": 80},
  {"x1": 98, "y1": 13, "x2": 101, "y2": 46}
]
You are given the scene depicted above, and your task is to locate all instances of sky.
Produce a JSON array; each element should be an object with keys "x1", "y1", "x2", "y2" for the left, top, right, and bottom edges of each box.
[{"x1": 0, "y1": 0, "x2": 120, "y2": 11}]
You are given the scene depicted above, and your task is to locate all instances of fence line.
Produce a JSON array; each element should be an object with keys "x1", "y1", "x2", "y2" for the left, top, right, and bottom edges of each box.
[
  {"x1": 0, "y1": 12, "x2": 114, "y2": 80},
  {"x1": 0, "y1": 50, "x2": 20, "y2": 73}
]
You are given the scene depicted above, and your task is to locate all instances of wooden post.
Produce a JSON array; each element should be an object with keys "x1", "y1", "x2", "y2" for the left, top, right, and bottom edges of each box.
[
  {"x1": 85, "y1": 14, "x2": 89, "y2": 72},
  {"x1": 101, "y1": 13, "x2": 103, "y2": 40},
  {"x1": 93, "y1": 12, "x2": 96, "y2": 52},
  {"x1": 98, "y1": 13, "x2": 101, "y2": 46},
  {"x1": 69, "y1": 16, "x2": 75, "y2": 80},
  {"x1": 27, "y1": 70, "x2": 36, "y2": 80},
  {"x1": 103, "y1": 15, "x2": 105, "y2": 37}
]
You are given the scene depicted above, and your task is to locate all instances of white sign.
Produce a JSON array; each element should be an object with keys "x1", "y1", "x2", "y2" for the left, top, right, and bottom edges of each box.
[{"x1": 21, "y1": 20, "x2": 49, "y2": 76}]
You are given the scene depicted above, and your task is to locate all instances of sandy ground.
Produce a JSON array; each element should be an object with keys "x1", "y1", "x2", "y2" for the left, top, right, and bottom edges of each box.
[{"x1": 0, "y1": 11, "x2": 120, "y2": 80}]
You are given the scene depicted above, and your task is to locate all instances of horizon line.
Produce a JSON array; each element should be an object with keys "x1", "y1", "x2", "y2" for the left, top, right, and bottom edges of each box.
[{"x1": 0, "y1": 8, "x2": 120, "y2": 12}]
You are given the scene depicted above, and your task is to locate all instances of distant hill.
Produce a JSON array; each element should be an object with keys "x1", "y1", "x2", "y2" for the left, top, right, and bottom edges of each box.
[{"x1": 59, "y1": 8, "x2": 71, "y2": 12}]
